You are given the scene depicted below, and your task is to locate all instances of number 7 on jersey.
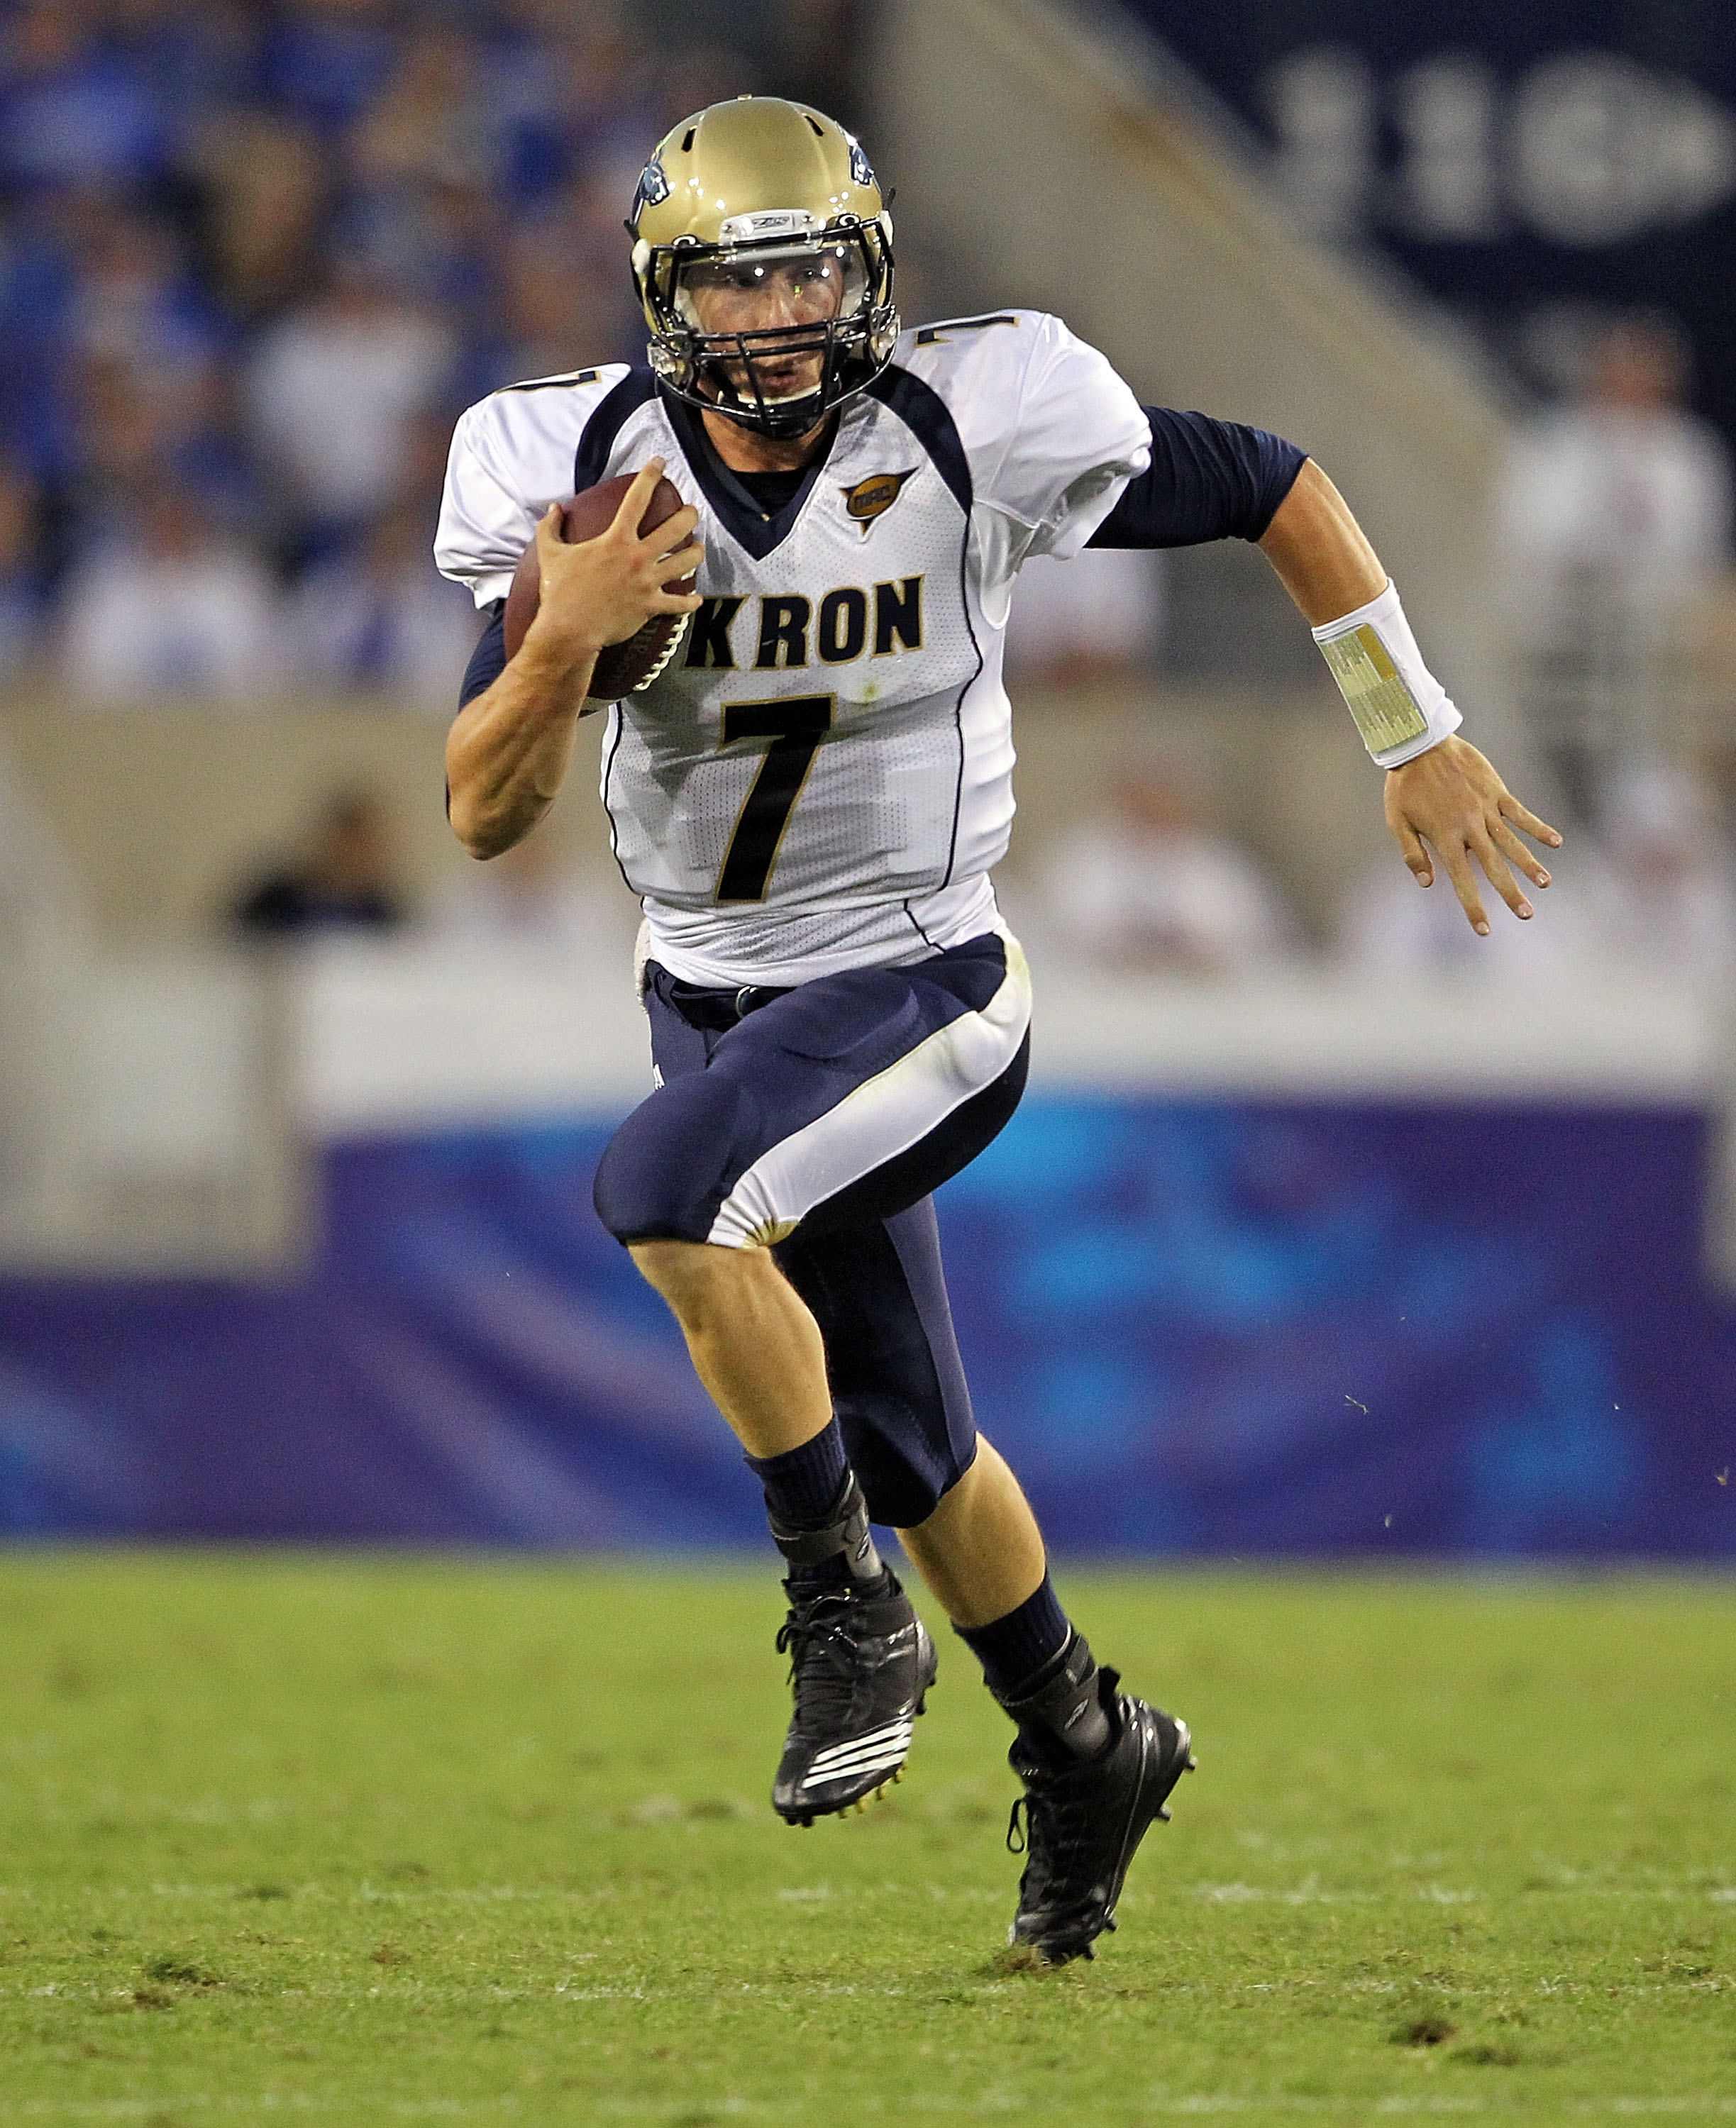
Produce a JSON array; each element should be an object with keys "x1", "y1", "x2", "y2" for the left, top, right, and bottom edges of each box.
[{"x1": 715, "y1": 694, "x2": 834, "y2": 903}]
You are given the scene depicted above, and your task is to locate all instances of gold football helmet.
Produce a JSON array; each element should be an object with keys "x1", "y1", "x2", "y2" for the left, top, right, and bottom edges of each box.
[{"x1": 629, "y1": 96, "x2": 897, "y2": 440}]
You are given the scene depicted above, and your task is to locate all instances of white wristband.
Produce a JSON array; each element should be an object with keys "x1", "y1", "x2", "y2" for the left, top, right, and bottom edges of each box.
[{"x1": 1311, "y1": 580, "x2": 1461, "y2": 769}]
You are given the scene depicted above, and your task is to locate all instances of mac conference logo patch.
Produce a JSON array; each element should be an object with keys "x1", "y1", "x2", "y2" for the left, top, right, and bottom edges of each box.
[{"x1": 841, "y1": 468, "x2": 917, "y2": 535}]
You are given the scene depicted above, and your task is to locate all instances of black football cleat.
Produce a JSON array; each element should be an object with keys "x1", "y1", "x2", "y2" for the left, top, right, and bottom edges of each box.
[
  {"x1": 770, "y1": 1570, "x2": 938, "y2": 1825},
  {"x1": 1003, "y1": 1660, "x2": 1194, "y2": 1966}
]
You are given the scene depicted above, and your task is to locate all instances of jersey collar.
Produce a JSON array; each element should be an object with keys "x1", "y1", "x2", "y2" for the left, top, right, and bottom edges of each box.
[{"x1": 660, "y1": 387, "x2": 842, "y2": 563}]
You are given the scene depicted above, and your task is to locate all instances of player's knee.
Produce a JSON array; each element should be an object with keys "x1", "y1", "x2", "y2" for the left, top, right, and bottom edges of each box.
[
  {"x1": 629, "y1": 1236, "x2": 757, "y2": 1327},
  {"x1": 592, "y1": 1072, "x2": 746, "y2": 1246}
]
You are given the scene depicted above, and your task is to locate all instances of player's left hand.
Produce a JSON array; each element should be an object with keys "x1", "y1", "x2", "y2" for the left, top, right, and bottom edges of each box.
[{"x1": 1384, "y1": 733, "x2": 1563, "y2": 935}]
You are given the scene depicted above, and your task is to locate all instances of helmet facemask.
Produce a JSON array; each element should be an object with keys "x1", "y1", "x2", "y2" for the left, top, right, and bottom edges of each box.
[{"x1": 634, "y1": 215, "x2": 897, "y2": 441}]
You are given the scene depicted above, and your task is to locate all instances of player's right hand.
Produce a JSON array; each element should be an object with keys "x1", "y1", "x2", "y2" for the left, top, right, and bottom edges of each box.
[{"x1": 526, "y1": 460, "x2": 704, "y2": 663}]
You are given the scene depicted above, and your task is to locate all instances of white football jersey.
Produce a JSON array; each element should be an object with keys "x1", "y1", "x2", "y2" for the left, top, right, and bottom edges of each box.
[{"x1": 437, "y1": 312, "x2": 1151, "y2": 985}]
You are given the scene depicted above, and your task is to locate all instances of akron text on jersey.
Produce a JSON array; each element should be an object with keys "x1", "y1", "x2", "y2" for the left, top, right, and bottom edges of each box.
[{"x1": 683, "y1": 578, "x2": 924, "y2": 670}]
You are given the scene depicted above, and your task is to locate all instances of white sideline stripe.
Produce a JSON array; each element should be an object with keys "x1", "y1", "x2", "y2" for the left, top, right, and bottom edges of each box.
[{"x1": 707, "y1": 930, "x2": 1032, "y2": 1248}]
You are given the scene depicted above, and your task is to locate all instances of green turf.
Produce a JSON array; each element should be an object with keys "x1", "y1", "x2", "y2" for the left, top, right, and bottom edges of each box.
[{"x1": 0, "y1": 1555, "x2": 1732, "y2": 2124}]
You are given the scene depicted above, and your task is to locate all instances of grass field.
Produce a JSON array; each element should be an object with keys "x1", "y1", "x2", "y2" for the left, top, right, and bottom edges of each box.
[{"x1": 0, "y1": 1555, "x2": 1732, "y2": 2124}]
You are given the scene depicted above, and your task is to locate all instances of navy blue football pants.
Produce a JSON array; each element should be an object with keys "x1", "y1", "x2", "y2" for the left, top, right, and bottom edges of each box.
[{"x1": 593, "y1": 931, "x2": 1032, "y2": 1527}]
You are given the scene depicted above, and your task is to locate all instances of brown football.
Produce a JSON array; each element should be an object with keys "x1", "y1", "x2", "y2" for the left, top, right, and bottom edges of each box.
[{"x1": 502, "y1": 473, "x2": 695, "y2": 702}]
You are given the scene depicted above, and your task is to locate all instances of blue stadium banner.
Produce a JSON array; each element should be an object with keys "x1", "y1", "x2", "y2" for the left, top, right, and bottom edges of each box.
[
  {"x1": 1122, "y1": 1, "x2": 1736, "y2": 444},
  {"x1": 0, "y1": 1099, "x2": 1732, "y2": 1558}
]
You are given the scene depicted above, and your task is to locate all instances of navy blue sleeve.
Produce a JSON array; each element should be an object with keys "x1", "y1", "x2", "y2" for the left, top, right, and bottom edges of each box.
[
  {"x1": 458, "y1": 601, "x2": 507, "y2": 710},
  {"x1": 1087, "y1": 409, "x2": 1307, "y2": 549},
  {"x1": 450, "y1": 602, "x2": 507, "y2": 824}
]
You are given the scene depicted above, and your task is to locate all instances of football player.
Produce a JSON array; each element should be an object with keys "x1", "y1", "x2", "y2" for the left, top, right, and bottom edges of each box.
[{"x1": 438, "y1": 96, "x2": 1559, "y2": 1966}]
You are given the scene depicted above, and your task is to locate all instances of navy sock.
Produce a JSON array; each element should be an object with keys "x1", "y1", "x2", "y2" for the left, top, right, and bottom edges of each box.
[
  {"x1": 746, "y1": 1422, "x2": 858, "y2": 1592},
  {"x1": 954, "y1": 1571, "x2": 1071, "y2": 1698},
  {"x1": 745, "y1": 1419, "x2": 849, "y2": 1525}
]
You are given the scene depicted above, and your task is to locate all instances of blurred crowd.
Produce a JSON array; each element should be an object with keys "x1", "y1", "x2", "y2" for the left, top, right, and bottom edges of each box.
[
  {"x1": 2, "y1": 1, "x2": 1731, "y2": 992},
  {"x1": 0, "y1": 0, "x2": 846, "y2": 706},
  {"x1": 1495, "y1": 312, "x2": 1734, "y2": 825},
  {"x1": 243, "y1": 743, "x2": 1736, "y2": 992},
  {"x1": 223, "y1": 781, "x2": 629, "y2": 947},
  {"x1": 1025, "y1": 749, "x2": 1736, "y2": 985},
  {"x1": 1009, "y1": 306, "x2": 1736, "y2": 987}
]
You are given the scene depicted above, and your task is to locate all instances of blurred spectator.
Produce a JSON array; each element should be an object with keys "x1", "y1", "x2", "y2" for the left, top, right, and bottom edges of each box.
[
  {"x1": 229, "y1": 787, "x2": 409, "y2": 938},
  {"x1": 1495, "y1": 315, "x2": 1733, "y2": 818},
  {"x1": 66, "y1": 349, "x2": 218, "y2": 528},
  {"x1": 0, "y1": 3, "x2": 170, "y2": 194},
  {"x1": 493, "y1": 223, "x2": 588, "y2": 383},
  {"x1": 0, "y1": 458, "x2": 46, "y2": 675},
  {"x1": 554, "y1": 166, "x2": 654, "y2": 367},
  {"x1": 351, "y1": 26, "x2": 499, "y2": 195},
  {"x1": 59, "y1": 206, "x2": 253, "y2": 532},
  {"x1": 291, "y1": 497, "x2": 480, "y2": 706},
  {"x1": 1339, "y1": 756, "x2": 1736, "y2": 977},
  {"x1": 1043, "y1": 759, "x2": 1297, "y2": 975},
  {"x1": 1338, "y1": 843, "x2": 1608, "y2": 977},
  {"x1": 106, "y1": 0, "x2": 260, "y2": 120},
  {"x1": 65, "y1": 203, "x2": 221, "y2": 389},
  {"x1": 58, "y1": 479, "x2": 279, "y2": 704},
  {"x1": 1498, "y1": 317, "x2": 1732, "y2": 628},
  {"x1": 430, "y1": 830, "x2": 618, "y2": 953},
  {"x1": 257, "y1": 0, "x2": 397, "y2": 139},
  {"x1": 339, "y1": 169, "x2": 500, "y2": 361},
  {"x1": 492, "y1": 9, "x2": 658, "y2": 205},
  {"x1": 1005, "y1": 547, "x2": 1163, "y2": 686},
  {"x1": 1598, "y1": 758, "x2": 1736, "y2": 972},
  {"x1": 244, "y1": 257, "x2": 455, "y2": 553},
  {"x1": 342, "y1": 28, "x2": 504, "y2": 348},
  {"x1": 189, "y1": 109, "x2": 331, "y2": 321}
]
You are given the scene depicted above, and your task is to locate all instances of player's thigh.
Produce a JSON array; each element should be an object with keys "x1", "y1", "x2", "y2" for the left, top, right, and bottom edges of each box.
[
  {"x1": 592, "y1": 931, "x2": 1029, "y2": 1248},
  {"x1": 797, "y1": 1031, "x2": 1027, "y2": 1236}
]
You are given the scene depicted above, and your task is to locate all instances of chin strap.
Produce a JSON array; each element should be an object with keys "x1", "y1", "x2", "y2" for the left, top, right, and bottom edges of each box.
[
  {"x1": 699, "y1": 360, "x2": 827, "y2": 441},
  {"x1": 767, "y1": 1470, "x2": 883, "y2": 1583},
  {"x1": 995, "y1": 1630, "x2": 1112, "y2": 1759}
]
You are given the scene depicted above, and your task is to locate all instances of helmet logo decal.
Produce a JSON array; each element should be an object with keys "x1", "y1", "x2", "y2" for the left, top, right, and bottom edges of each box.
[
  {"x1": 841, "y1": 468, "x2": 917, "y2": 536},
  {"x1": 846, "y1": 134, "x2": 875, "y2": 189},
  {"x1": 634, "y1": 155, "x2": 670, "y2": 218}
]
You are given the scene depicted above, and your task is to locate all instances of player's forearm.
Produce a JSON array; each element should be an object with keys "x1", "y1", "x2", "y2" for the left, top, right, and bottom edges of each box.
[
  {"x1": 1256, "y1": 459, "x2": 1386, "y2": 626},
  {"x1": 446, "y1": 634, "x2": 597, "y2": 859},
  {"x1": 1257, "y1": 458, "x2": 1462, "y2": 770}
]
